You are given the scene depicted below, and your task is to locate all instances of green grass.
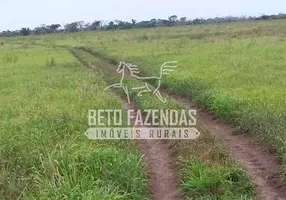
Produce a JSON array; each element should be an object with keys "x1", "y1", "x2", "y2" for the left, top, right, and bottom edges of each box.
[
  {"x1": 2, "y1": 19, "x2": 286, "y2": 199},
  {"x1": 39, "y1": 20, "x2": 286, "y2": 176},
  {"x1": 0, "y1": 45, "x2": 148, "y2": 199},
  {"x1": 71, "y1": 48, "x2": 254, "y2": 199},
  {"x1": 180, "y1": 161, "x2": 252, "y2": 200}
]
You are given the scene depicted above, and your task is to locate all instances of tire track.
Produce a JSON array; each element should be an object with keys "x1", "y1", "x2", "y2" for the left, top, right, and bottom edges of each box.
[
  {"x1": 161, "y1": 91, "x2": 286, "y2": 200},
  {"x1": 70, "y1": 48, "x2": 181, "y2": 200},
  {"x1": 122, "y1": 100, "x2": 181, "y2": 200},
  {"x1": 73, "y1": 47, "x2": 286, "y2": 199}
]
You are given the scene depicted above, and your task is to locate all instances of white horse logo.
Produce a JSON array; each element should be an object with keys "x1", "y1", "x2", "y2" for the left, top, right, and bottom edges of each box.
[{"x1": 104, "y1": 61, "x2": 178, "y2": 103}]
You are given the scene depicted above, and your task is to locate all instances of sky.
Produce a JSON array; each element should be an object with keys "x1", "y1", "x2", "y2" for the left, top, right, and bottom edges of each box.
[{"x1": 1, "y1": 0, "x2": 286, "y2": 31}]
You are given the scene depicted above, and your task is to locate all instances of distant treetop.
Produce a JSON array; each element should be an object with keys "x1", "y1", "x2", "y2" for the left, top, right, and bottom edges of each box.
[{"x1": 1, "y1": 13, "x2": 286, "y2": 37}]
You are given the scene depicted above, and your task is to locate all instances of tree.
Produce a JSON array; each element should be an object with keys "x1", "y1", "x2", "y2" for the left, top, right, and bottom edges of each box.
[
  {"x1": 34, "y1": 26, "x2": 45, "y2": 35},
  {"x1": 261, "y1": 15, "x2": 270, "y2": 20},
  {"x1": 1, "y1": 30, "x2": 16, "y2": 37},
  {"x1": 162, "y1": 19, "x2": 171, "y2": 26},
  {"x1": 169, "y1": 15, "x2": 178, "y2": 25},
  {"x1": 117, "y1": 21, "x2": 132, "y2": 29},
  {"x1": 91, "y1": 21, "x2": 101, "y2": 30},
  {"x1": 193, "y1": 18, "x2": 202, "y2": 24},
  {"x1": 137, "y1": 21, "x2": 151, "y2": 28},
  {"x1": 64, "y1": 22, "x2": 79, "y2": 32},
  {"x1": 33, "y1": 24, "x2": 51, "y2": 35},
  {"x1": 107, "y1": 21, "x2": 115, "y2": 30},
  {"x1": 50, "y1": 24, "x2": 61, "y2": 31},
  {"x1": 150, "y1": 18, "x2": 157, "y2": 27},
  {"x1": 84, "y1": 22, "x2": 91, "y2": 31},
  {"x1": 179, "y1": 17, "x2": 187, "y2": 24},
  {"x1": 20, "y1": 28, "x2": 31, "y2": 36},
  {"x1": 132, "y1": 19, "x2": 137, "y2": 26},
  {"x1": 78, "y1": 21, "x2": 85, "y2": 31},
  {"x1": 1, "y1": 13, "x2": 286, "y2": 37}
]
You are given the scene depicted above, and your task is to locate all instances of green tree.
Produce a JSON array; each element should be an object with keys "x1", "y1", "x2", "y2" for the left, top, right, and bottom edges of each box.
[
  {"x1": 50, "y1": 24, "x2": 61, "y2": 31},
  {"x1": 19, "y1": 28, "x2": 31, "y2": 36},
  {"x1": 169, "y1": 15, "x2": 178, "y2": 25},
  {"x1": 91, "y1": 21, "x2": 101, "y2": 30},
  {"x1": 180, "y1": 17, "x2": 187, "y2": 24},
  {"x1": 64, "y1": 22, "x2": 79, "y2": 32}
]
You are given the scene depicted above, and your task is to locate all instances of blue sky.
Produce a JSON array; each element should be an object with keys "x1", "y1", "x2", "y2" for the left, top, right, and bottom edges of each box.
[{"x1": 1, "y1": 0, "x2": 285, "y2": 31}]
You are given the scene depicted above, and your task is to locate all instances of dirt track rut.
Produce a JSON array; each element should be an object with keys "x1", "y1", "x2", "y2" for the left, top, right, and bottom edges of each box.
[
  {"x1": 166, "y1": 92, "x2": 286, "y2": 200},
  {"x1": 122, "y1": 100, "x2": 181, "y2": 200},
  {"x1": 72, "y1": 48, "x2": 286, "y2": 200}
]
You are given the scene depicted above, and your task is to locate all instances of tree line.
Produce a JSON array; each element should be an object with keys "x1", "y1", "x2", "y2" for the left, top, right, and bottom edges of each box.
[{"x1": 1, "y1": 13, "x2": 286, "y2": 37}]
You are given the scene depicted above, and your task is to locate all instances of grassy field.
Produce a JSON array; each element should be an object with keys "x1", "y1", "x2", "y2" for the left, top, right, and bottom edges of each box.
[
  {"x1": 0, "y1": 42, "x2": 255, "y2": 199},
  {"x1": 16, "y1": 19, "x2": 285, "y2": 173},
  {"x1": 1, "y1": 19, "x2": 286, "y2": 199},
  {"x1": 70, "y1": 48, "x2": 254, "y2": 199},
  {"x1": 0, "y1": 44, "x2": 148, "y2": 199}
]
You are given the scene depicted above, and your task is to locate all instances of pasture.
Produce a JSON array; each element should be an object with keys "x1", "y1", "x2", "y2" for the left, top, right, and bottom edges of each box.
[
  {"x1": 1, "y1": 19, "x2": 286, "y2": 199},
  {"x1": 0, "y1": 45, "x2": 147, "y2": 199}
]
